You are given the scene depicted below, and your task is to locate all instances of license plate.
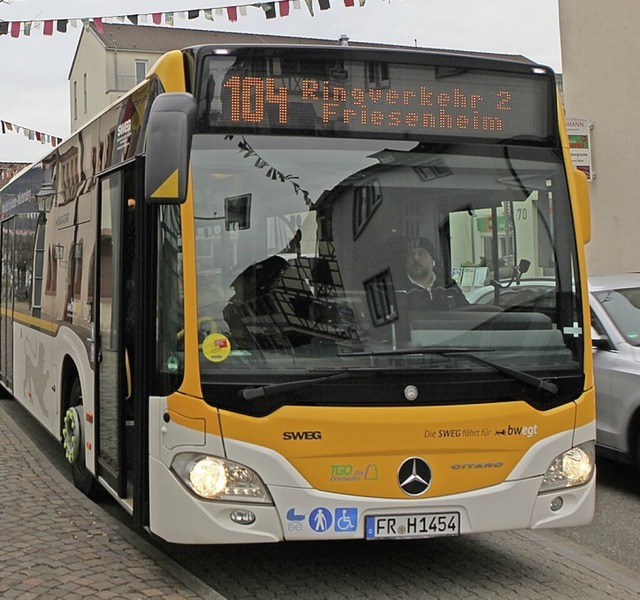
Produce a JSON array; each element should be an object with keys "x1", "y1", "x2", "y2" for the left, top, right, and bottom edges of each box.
[{"x1": 365, "y1": 512, "x2": 460, "y2": 540}]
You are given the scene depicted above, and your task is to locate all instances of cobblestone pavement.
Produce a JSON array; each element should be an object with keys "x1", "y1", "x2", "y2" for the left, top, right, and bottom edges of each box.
[
  {"x1": 0, "y1": 404, "x2": 221, "y2": 600},
  {"x1": 2, "y1": 401, "x2": 640, "y2": 600}
]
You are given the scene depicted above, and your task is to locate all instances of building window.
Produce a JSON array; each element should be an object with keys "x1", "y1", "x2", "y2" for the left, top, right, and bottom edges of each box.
[
  {"x1": 353, "y1": 179, "x2": 382, "y2": 239},
  {"x1": 364, "y1": 269, "x2": 398, "y2": 326},
  {"x1": 83, "y1": 73, "x2": 88, "y2": 114},
  {"x1": 366, "y1": 62, "x2": 390, "y2": 89},
  {"x1": 135, "y1": 60, "x2": 148, "y2": 84},
  {"x1": 73, "y1": 81, "x2": 78, "y2": 120}
]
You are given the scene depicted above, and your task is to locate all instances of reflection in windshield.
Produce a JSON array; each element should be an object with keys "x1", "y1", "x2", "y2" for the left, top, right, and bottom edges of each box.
[{"x1": 189, "y1": 134, "x2": 582, "y2": 378}]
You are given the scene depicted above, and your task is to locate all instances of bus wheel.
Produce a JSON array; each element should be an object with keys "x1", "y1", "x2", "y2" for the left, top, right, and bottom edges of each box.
[{"x1": 62, "y1": 379, "x2": 100, "y2": 497}]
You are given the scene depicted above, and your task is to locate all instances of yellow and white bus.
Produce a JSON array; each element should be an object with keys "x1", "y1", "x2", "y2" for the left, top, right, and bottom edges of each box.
[{"x1": 0, "y1": 44, "x2": 594, "y2": 544}]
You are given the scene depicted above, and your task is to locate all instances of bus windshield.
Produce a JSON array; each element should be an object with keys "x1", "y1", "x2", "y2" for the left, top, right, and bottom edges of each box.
[{"x1": 189, "y1": 133, "x2": 582, "y2": 387}]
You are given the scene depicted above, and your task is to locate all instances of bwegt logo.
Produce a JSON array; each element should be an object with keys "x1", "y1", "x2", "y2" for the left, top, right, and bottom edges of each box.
[{"x1": 496, "y1": 424, "x2": 539, "y2": 438}]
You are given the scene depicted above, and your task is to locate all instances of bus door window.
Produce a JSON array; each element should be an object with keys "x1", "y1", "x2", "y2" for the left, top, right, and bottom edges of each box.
[{"x1": 96, "y1": 168, "x2": 137, "y2": 496}]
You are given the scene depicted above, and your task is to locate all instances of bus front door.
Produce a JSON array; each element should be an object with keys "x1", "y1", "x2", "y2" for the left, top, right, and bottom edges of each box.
[
  {"x1": 96, "y1": 171, "x2": 136, "y2": 499},
  {"x1": 0, "y1": 217, "x2": 15, "y2": 392}
]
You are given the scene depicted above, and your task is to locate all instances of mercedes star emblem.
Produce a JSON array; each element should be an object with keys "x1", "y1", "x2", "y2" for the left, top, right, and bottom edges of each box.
[{"x1": 398, "y1": 457, "x2": 432, "y2": 496}]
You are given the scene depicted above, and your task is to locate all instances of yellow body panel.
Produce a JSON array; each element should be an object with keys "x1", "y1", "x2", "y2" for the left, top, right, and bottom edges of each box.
[
  {"x1": 148, "y1": 50, "x2": 187, "y2": 92},
  {"x1": 216, "y1": 400, "x2": 576, "y2": 499}
]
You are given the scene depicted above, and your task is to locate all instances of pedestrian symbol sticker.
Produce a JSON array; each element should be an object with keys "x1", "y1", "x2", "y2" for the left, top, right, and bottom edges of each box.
[{"x1": 309, "y1": 507, "x2": 332, "y2": 533}]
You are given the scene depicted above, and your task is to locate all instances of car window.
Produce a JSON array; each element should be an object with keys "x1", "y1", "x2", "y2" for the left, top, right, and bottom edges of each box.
[{"x1": 593, "y1": 288, "x2": 640, "y2": 345}]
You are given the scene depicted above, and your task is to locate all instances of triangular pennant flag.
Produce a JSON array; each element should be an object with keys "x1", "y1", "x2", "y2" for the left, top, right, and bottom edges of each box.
[
  {"x1": 93, "y1": 18, "x2": 104, "y2": 34},
  {"x1": 5, "y1": 122, "x2": 12, "y2": 131},
  {"x1": 11, "y1": 22, "x2": 21, "y2": 38},
  {"x1": 152, "y1": 13, "x2": 162, "y2": 25},
  {"x1": 227, "y1": 7, "x2": 238, "y2": 21},
  {"x1": 0, "y1": 22, "x2": 8, "y2": 36},
  {"x1": 240, "y1": 6, "x2": 248, "y2": 15},
  {"x1": 139, "y1": 14, "x2": 149, "y2": 25},
  {"x1": 127, "y1": 15, "x2": 139, "y2": 25},
  {"x1": 43, "y1": 20, "x2": 54, "y2": 36},
  {"x1": 23, "y1": 21, "x2": 32, "y2": 36},
  {"x1": 279, "y1": 1, "x2": 290, "y2": 17},
  {"x1": 165, "y1": 13, "x2": 174, "y2": 26},
  {"x1": 318, "y1": 0, "x2": 330, "y2": 9},
  {"x1": 188, "y1": 10, "x2": 199, "y2": 19},
  {"x1": 359, "y1": 0, "x2": 366, "y2": 5},
  {"x1": 304, "y1": 0, "x2": 315, "y2": 16},
  {"x1": 204, "y1": 9, "x2": 214, "y2": 21},
  {"x1": 69, "y1": 20, "x2": 78, "y2": 28},
  {"x1": 57, "y1": 20, "x2": 68, "y2": 33},
  {"x1": 1, "y1": 122, "x2": 5, "y2": 134},
  {"x1": 344, "y1": 0, "x2": 355, "y2": 5},
  {"x1": 293, "y1": 0, "x2": 301, "y2": 8}
]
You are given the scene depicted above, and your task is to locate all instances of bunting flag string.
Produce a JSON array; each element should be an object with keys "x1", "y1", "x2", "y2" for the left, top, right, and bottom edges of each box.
[
  {"x1": 0, "y1": 0, "x2": 373, "y2": 38},
  {"x1": 1, "y1": 119, "x2": 63, "y2": 147},
  {"x1": 229, "y1": 134, "x2": 313, "y2": 208}
]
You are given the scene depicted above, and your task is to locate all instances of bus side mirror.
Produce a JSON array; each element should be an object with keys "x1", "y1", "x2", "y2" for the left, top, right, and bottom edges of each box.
[
  {"x1": 145, "y1": 92, "x2": 196, "y2": 205},
  {"x1": 573, "y1": 168, "x2": 591, "y2": 244}
]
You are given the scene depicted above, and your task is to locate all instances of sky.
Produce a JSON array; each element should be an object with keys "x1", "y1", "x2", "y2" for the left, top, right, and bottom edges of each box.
[{"x1": 0, "y1": 0, "x2": 562, "y2": 164}]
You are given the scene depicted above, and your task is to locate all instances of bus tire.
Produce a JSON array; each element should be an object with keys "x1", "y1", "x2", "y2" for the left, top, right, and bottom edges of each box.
[{"x1": 63, "y1": 378, "x2": 100, "y2": 498}]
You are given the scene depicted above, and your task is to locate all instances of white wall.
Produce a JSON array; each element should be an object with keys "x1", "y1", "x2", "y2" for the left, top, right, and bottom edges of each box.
[
  {"x1": 560, "y1": 0, "x2": 640, "y2": 274},
  {"x1": 69, "y1": 30, "x2": 108, "y2": 132},
  {"x1": 69, "y1": 30, "x2": 162, "y2": 132}
]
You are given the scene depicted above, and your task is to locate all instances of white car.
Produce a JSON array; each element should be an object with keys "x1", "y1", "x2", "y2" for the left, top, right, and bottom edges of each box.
[
  {"x1": 589, "y1": 273, "x2": 640, "y2": 468},
  {"x1": 467, "y1": 273, "x2": 640, "y2": 469}
]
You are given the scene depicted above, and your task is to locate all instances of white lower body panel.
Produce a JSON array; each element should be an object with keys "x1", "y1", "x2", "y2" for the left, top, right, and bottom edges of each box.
[{"x1": 147, "y1": 455, "x2": 595, "y2": 544}]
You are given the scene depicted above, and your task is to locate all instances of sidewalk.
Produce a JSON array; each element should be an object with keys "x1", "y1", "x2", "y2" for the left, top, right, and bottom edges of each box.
[
  {"x1": 0, "y1": 402, "x2": 222, "y2": 600},
  {"x1": 3, "y1": 397, "x2": 640, "y2": 599}
]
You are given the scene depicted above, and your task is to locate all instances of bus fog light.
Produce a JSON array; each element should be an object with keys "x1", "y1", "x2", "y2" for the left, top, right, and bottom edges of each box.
[
  {"x1": 549, "y1": 496, "x2": 563, "y2": 512},
  {"x1": 230, "y1": 509, "x2": 256, "y2": 525},
  {"x1": 172, "y1": 453, "x2": 273, "y2": 503},
  {"x1": 539, "y1": 442, "x2": 595, "y2": 493}
]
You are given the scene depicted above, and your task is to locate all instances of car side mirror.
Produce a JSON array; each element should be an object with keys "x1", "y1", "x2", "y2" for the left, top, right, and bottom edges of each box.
[{"x1": 591, "y1": 326, "x2": 613, "y2": 351}]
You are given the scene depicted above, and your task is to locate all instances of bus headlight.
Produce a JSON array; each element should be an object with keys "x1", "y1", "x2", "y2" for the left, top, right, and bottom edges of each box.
[
  {"x1": 172, "y1": 453, "x2": 273, "y2": 503},
  {"x1": 539, "y1": 442, "x2": 595, "y2": 493}
]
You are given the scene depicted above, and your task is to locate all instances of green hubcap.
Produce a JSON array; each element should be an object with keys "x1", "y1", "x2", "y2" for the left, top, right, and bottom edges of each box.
[{"x1": 62, "y1": 407, "x2": 82, "y2": 464}]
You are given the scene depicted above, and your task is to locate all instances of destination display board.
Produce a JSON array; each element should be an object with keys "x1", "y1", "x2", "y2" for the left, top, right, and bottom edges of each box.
[{"x1": 199, "y1": 50, "x2": 554, "y2": 142}]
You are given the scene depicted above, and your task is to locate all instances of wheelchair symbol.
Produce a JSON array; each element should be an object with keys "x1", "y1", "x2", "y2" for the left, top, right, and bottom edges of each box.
[{"x1": 334, "y1": 508, "x2": 357, "y2": 532}]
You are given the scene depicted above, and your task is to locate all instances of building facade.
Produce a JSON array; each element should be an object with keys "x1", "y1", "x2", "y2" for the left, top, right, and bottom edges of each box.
[
  {"x1": 559, "y1": 1, "x2": 640, "y2": 274},
  {"x1": 68, "y1": 24, "x2": 380, "y2": 132}
]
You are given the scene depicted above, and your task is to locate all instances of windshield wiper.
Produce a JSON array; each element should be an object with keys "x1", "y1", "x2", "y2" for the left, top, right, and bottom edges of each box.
[
  {"x1": 338, "y1": 347, "x2": 557, "y2": 394},
  {"x1": 238, "y1": 372, "x2": 351, "y2": 400},
  {"x1": 447, "y1": 352, "x2": 558, "y2": 394},
  {"x1": 338, "y1": 347, "x2": 480, "y2": 357}
]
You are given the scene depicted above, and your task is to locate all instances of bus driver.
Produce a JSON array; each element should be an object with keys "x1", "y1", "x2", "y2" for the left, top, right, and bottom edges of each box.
[{"x1": 402, "y1": 237, "x2": 468, "y2": 311}]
